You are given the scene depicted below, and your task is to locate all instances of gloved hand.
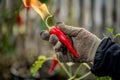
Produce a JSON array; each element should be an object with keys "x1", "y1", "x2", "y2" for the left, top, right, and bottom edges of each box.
[{"x1": 40, "y1": 22, "x2": 101, "y2": 63}]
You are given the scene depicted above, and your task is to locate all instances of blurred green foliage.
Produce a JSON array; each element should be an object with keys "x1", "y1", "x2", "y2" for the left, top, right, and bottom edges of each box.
[
  {"x1": 0, "y1": 0, "x2": 22, "y2": 24},
  {"x1": 104, "y1": 27, "x2": 120, "y2": 41},
  {"x1": 0, "y1": 33, "x2": 15, "y2": 54},
  {"x1": 0, "y1": 0, "x2": 23, "y2": 54},
  {"x1": 30, "y1": 56, "x2": 47, "y2": 76},
  {"x1": 39, "y1": 0, "x2": 49, "y2": 4},
  {"x1": 95, "y1": 76, "x2": 111, "y2": 80}
]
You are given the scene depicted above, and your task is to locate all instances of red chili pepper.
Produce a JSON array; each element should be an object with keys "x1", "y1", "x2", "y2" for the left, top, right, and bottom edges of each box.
[
  {"x1": 26, "y1": 0, "x2": 31, "y2": 11},
  {"x1": 17, "y1": 15, "x2": 23, "y2": 26},
  {"x1": 48, "y1": 55, "x2": 58, "y2": 74},
  {"x1": 22, "y1": 0, "x2": 31, "y2": 11},
  {"x1": 50, "y1": 27, "x2": 79, "y2": 58}
]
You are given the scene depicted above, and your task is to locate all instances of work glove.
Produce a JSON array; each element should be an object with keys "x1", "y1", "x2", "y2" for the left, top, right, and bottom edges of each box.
[{"x1": 40, "y1": 22, "x2": 101, "y2": 63}]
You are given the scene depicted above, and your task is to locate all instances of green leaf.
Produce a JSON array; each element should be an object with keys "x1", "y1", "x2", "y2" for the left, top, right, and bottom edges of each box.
[
  {"x1": 39, "y1": 20, "x2": 49, "y2": 30},
  {"x1": 30, "y1": 56, "x2": 47, "y2": 76},
  {"x1": 66, "y1": 62, "x2": 74, "y2": 67},
  {"x1": 95, "y1": 76, "x2": 111, "y2": 80},
  {"x1": 106, "y1": 27, "x2": 114, "y2": 34},
  {"x1": 102, "y1": 33, "x2": 107, "y2": 38},
  {"x1": 115, "y1": 33, "x2": 120, "y2": 37},
  {"x1": 39, "y1": 0, "x2": 49, "y2": 4}
]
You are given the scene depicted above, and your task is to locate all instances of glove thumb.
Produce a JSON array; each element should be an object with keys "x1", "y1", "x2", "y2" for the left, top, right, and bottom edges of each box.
[{"x1": 56, "y1": 22, "x2": 80, "y2": 36}]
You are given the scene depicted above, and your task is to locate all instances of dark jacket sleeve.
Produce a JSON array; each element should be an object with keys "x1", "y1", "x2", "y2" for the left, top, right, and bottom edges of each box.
[{"x1": 91, "y1": 38, "x2": 120, "y2": 79}]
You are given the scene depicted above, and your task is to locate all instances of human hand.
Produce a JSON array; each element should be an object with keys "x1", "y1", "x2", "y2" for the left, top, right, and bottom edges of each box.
[{"x1": 40, "y1": 22, "x2": 101, "y2": 62}]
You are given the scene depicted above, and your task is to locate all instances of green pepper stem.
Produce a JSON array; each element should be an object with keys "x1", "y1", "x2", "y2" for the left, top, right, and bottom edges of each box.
[{"x1": 45, "y1": 15, "x2": 53, "y2": 31}]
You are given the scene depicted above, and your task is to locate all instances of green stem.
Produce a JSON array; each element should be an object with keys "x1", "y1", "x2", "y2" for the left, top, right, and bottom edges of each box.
[
  {"x1": 90, "y1": 62, "x2": 93, "y2": 65},
  {"x1": 69, "y1": 65, "x2": 72, "y2": 76},
  {"x1": 75, "y1": 72, "x2": 91, "y2": 80},
  {"x1": 82, "y1": 63, "x2": 90, "y2": 70},
  {"x1": 45, "y1": 15, "x2": 53, "y2": 31},
  {"x1": 46, "y1": 57, "x2": 53, "y2": 61},
  {"x1": 58, "y1": 60, "x2": 72, "y2": 78},
  {"x1": 72, "y1": 63, "x2": 91, "y2": 79},
  {"x1": 72, "y1": 63, "x2": 83, "y2": 78}
]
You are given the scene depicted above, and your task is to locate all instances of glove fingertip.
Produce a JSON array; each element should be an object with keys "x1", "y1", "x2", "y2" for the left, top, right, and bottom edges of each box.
[
  {"x1": 40, "y1": 30, "x2": 50, "y2": 40},
  {"x1": 56, "y1": 22, "x2": 81, "y2": 36},
  {"x1": 49, "y1": 34, "x2": 58, "y2": 45},
  {"x1": 56, "y1": 52, "x2": 68, "y2": 62},
  {"x1": 56, "y1": 22, "x2": 65, "y2": 29},
  {"x1": 56, "y1": 22, "x2": 71, "y2": 35},
  {"x1": 56, "y1": 22, "x2": 64, "y2": 25},
  {"x1": 53, "y1": 41, "x2": 63, "y2": 51}
]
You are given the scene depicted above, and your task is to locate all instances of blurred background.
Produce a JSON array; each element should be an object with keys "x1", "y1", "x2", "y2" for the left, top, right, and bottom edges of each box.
[{"x1": 0, "y1": 0, "x2": 120, "y2": 80}]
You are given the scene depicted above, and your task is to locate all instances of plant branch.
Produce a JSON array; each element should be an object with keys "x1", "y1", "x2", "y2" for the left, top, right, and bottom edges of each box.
[
  {"x1": 75, "y1": 72, "x2": 91, "y2": 80},
  {"x1": 58, "y1": 60, "x2": 72, "y2": 78},
  {"x1": 72, "y1": 63, "x2": 83, "y2": 79},
  {"x1": 82, "y1": 63, "x2": 90, "y2": 70}
]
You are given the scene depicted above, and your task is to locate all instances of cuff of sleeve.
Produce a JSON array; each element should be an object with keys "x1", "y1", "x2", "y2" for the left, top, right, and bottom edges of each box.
[
  {"x1": 87, "y1": 35, "x2": 101, "y2": 62},
  {"x1": 91, "y1": 37, "x2": 112, "y2": 76}
]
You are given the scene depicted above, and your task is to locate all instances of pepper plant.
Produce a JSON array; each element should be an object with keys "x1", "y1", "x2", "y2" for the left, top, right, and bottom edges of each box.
[
  {"x1": 30, "y1": 55, "x2": 92, "y2": 80},
  {"x1": 30, "y1": 28, "x2": 120, "y2": 80},
  {"x1": 22, "y1": 0, "x2": 116, "y2": 80},
  {"x1": 104, "y1": 27, "x2": 120, "y2": 41}
]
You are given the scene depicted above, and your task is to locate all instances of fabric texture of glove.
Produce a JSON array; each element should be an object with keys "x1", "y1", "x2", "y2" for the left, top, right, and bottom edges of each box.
[{"x1": 40, "y1": 22, "x2": 101, "y2": 62}]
